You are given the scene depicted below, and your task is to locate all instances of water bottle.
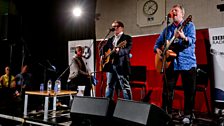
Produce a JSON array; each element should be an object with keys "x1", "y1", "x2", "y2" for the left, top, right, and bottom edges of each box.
[
  {"x1": 54, "y1": 81, "x2": 58, "y2": 93},
  {"x1": 57, "y1": 79, "x2": 61, "y2": 92},
  {"x1": 54, "y1": 79, "x2": 61, "y2": 93},
  {"x1": 47, "y1": 79, "x2": 52, "y2": 92},
  {"x1": 40, "y1": 83, "x2": 44, "y2": 92}
]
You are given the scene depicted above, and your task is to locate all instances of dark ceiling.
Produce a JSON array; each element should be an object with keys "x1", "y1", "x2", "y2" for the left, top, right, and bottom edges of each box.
[{"x1": 0, "y1": 0, "x2": 96, "y2": 88}]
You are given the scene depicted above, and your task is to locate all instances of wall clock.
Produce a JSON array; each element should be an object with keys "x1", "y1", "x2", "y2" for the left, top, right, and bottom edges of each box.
[{"x1": 143, "y1": 0, "x2": 158, "y2": 15}]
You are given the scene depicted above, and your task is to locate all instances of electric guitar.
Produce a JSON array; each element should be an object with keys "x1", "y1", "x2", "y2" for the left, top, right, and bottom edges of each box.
[
  {"x1": 155, "y1": 15, "x2": 192, "y2": 73},
  {"x1": 101, "y1": 40, "x2": 127, "y2": 71}
]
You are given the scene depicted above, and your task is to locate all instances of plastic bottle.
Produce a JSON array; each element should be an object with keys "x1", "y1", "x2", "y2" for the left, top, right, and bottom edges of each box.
[
  {"x1": 40, "y1": 83, "x2": 44, "y2": 92},
  {"x1": 47, "y1": 79, "x2": 52, "y2": 92},
  {"x1": 54, "y1": 80, "x2": 58, "y2": 93},
  {"x1": 57, "y1": 79, "x2": 61, "y2": 92}
]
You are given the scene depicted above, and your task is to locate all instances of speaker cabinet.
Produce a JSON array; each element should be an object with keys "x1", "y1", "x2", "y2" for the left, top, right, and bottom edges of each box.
[
  {"x1": 70, "y1": 96, "x2": 115, "y2": 126},
  {"x1": 113, "y1": 99, "x2": 173, "y2": 126}
]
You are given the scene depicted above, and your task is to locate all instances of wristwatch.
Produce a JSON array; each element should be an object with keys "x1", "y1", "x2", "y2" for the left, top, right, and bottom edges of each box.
[{"x1": 143, "y1": 0, "x2": 158, "y2": 15}]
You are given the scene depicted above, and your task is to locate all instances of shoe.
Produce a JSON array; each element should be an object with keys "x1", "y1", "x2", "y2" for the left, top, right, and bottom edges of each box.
[
  {"x1": 56, "y1": 102, "x2": 62, "y2": 106},
  {"x1": 60, "y1": 104, "x2": 68, "y2": 107},
  {"x1": 182, "y1": 115, "x2": 193, "y2": 125},
  {"x1": 182, "y1": 117, "x2": 190, "y2": 124},
  {"x1": 30, "y1": 110, "x2": 37, "y2": 114}
]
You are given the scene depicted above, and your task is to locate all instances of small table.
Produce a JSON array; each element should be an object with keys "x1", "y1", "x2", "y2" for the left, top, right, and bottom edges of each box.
[{"x1": 23, "y1": 90, "x2": 76, "y2": 121}]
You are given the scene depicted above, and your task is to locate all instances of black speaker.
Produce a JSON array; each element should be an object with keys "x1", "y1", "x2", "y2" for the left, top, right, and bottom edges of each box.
[
  {"x1": 113, "y1": 99, "x2": 173, "y2": 126},
  {"x1": 70, "y1": 96, "x2": 115, "y2": 126}
]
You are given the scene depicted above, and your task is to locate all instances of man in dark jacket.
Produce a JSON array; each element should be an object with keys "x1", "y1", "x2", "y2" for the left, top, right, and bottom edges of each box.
[{"x1": 100, "y1": 20, "x2": 132, "y2": 100}]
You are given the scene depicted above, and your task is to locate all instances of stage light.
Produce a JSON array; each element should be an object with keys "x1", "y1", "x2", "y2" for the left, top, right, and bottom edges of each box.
[{"x1": 72, "y1": 7, "x2": 82, "y2": 17}]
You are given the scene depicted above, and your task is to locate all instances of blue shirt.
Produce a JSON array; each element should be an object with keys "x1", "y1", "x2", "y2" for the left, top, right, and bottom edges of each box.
[
  {"x1": 154, "y1": 21, "x2": 196, "y2": 70},
  {"x1": 15, "y1": 73, "x2": 32, "y2": 86}
]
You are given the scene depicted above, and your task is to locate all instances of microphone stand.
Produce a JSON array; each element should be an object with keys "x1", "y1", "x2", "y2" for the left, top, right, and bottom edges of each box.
[
  {"x1": 161, "y1": 15, "x2": 170, "y2": 73},
  {"x1": 21, "y1": 38, "x2": 31, "y2": 68},
  {"x1": 161, "y1": 15, "x2": 171, "y2": 111},
  {"x1": 38, "y1": 63, "x2": 48, "y2": 85},
  {"x1": 38, "y1": 62, "x2": 55, "y2": 84},
  {"x1": 8, "y1": 42, "x2": 14, "y2": 89},
  {"x1": 98, "y1": 29, "x2": 113, "y2": 97},
  {"x1": 98, "y1": 29, "x2": 113, "y2": 51},
  {"x1": 56, "y1": 61, "x2": 74, "y2": 90}
]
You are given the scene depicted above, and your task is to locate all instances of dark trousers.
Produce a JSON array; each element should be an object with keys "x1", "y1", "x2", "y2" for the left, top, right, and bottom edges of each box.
[
  {"x1": 162, "y1": 67, "x2": 196, "y2": 116},
  {"x1": 0, "y1": 88, "x2": 23, "y2": 115}
]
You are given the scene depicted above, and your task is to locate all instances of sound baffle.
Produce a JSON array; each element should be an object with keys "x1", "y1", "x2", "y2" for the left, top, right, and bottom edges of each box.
[
  {"x1": 113, "y1": 99, "x2": 173, "y2": 126},
  {"x1": 70, "y1": 96, "x2": 115, "y2": 126}
]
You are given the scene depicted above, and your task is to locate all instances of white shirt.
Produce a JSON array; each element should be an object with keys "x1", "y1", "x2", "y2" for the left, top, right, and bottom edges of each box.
[{"x1": 113, "y1": 32, "x2": 123, "y2": 46}]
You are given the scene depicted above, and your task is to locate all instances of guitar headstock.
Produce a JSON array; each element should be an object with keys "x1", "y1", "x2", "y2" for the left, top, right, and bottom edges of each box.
[
  {"x1": 182, "y1": 15, "x2": 192, "y2": 26},
  {"x1": 117, "y1": 40, "x2": 127, "y2": 48}
]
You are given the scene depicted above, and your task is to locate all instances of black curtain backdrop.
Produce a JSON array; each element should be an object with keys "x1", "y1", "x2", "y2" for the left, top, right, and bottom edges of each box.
[{"x1": 0, "y1": 0, "x2": 96, "y2": 89}]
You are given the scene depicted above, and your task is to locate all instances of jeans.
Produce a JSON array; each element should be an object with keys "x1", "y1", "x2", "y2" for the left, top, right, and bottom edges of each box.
[{"x1": 105, "y1": 65, "x2": 132, "y2": 100}]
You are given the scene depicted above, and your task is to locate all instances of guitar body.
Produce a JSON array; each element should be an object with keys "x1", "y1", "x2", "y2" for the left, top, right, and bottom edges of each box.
[
  {"x1": 155, "y1": 15, "x2": 192, "y2": 73},
  {"x1": 100, "y1": 40, "x2": 127, "y2": 71},
  {"x1": 155, "y1": 49, "x2": 176, "y2": 73},
  {"x1": 101, "y1": 49, "x2": 112, "y2": 71}
]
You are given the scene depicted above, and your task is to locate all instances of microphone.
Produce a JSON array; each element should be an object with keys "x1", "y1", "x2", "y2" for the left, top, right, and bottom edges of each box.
[
  {"x1": 109, "y1": 27, "x2": 115, "y2": 32},
  {"x1": 167, "y1": 12, "x2": 173, "y2": 18},
  {"x1": 47, "y1": 60, "x2": 56, "y2": 71},
  {"x1": 67, "y1": 79, "x2": 71, "y2": 83}
]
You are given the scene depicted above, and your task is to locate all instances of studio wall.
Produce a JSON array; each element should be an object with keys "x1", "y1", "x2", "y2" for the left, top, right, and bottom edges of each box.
[{"x1": 95, "y1": 28, "x2": 212, "y2": 113}]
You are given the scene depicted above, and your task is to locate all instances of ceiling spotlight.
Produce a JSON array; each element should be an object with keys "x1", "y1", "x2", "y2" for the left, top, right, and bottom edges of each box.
[{"x1": 73, "y1": 7, "x2": 82, "y2": 17}]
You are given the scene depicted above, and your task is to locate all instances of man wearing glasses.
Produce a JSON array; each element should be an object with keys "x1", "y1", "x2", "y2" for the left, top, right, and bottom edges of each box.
[{"x1": 100, "y1": 20, "x2": 132, "y2": 100}]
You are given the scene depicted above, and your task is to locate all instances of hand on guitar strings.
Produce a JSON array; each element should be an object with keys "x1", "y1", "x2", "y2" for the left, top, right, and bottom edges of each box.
[
  {"x1": 175, "y1": 29, "x2": 187, "y2": 41},
  {"x1": 114, "y1": 47, "x2": 120, "y2": 53}
]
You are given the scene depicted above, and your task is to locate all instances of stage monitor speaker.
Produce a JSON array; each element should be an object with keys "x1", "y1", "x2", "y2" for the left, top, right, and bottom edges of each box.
[
  {"x1": 70, "y1": 96, "x2": 115, "y2": 126},
  {"x1": 113, "y1": 99, "x2": 173, "y2": 126}
]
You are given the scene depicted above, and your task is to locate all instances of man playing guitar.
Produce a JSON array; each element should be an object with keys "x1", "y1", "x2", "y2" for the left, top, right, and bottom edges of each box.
[
  {"x1": 100, "y1": 20, "x2": 132, "y2": 100},
  {"x1": 154, "y1": 4, "x2": 196, "y2": 125}
]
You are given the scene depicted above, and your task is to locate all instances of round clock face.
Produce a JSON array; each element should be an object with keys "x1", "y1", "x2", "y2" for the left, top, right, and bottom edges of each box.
[{"x1": 143, "y1": 0, "x2": 158, "y2": 15}]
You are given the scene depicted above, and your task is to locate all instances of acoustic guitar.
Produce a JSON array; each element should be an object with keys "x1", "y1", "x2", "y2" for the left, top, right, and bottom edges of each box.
[
  {"x1": 101, "y1": 40, "x2": 127, "y2": 71},
  {"x1": 155, "y1": 15, "x2": 192, "y2": 73}
]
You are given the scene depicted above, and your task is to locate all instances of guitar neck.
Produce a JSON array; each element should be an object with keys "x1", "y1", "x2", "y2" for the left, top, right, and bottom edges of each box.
[
  {"x1": 166, "y1": 24, "x2": 185, "y2": 50},
  {"x1": 104, "y1": 40, "x2": 127, "y2": 58}
]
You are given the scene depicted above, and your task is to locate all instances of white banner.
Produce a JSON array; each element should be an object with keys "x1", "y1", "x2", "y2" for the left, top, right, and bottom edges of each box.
[
  {"x1": 68, "y1": 39, "x2": 94, "y2": 74},
  {"x1": 209, "y1": 27, "x2": 224, "y2": 102}
]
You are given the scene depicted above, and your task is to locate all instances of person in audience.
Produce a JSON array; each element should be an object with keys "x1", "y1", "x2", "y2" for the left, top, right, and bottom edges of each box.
[
  {"x1": 100, "y1": 20, "x2": 132, "y2": 100},
  {"x1": 68, "y1": 45, "x2": 92, "y2": 96},
  {"x1": 0, "y1": 66, "x2": 20, "y2": 114},
  {"x1": 0, "y1": 66, "x2": 16, "y2": 89},
  {"x1": 15, "y1": 64, "x2": 32, "y2": 100},
  {"x1": 154, "y1": 4, "x2": 196, "y2": 125}
]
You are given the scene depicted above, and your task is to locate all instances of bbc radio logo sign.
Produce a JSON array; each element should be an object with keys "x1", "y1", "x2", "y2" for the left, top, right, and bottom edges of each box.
[{"x1": 212, "y1": 35, "x2": 224, "y2": 44}]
